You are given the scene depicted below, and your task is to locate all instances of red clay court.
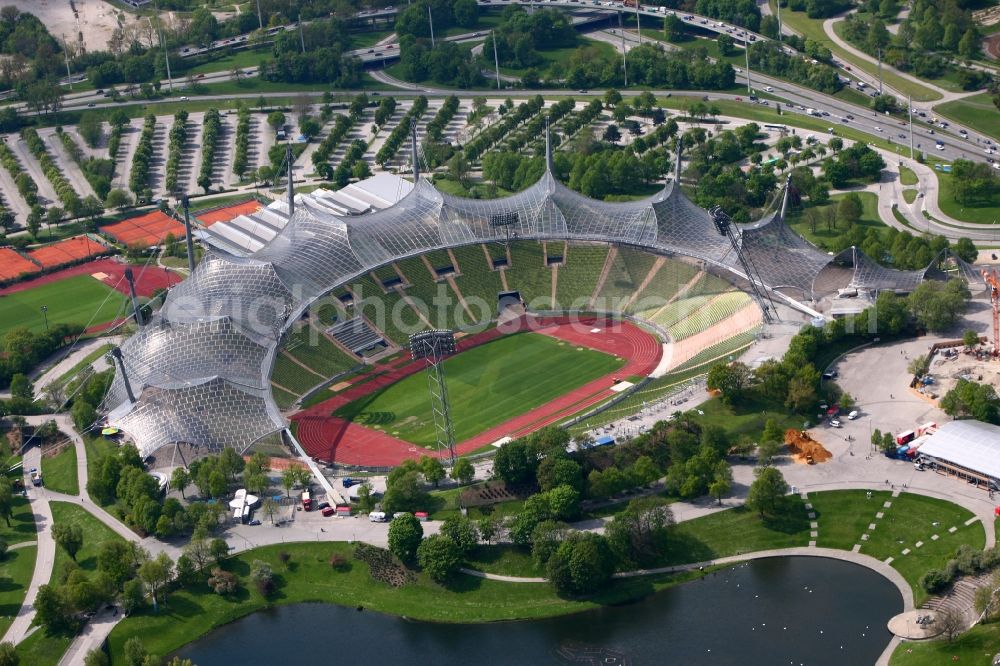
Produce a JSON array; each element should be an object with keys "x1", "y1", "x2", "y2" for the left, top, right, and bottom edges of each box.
[
  {"x1": 103, "y1": 211, "x2": 186, "y2": 246},
  {"x1": 196, "y1": 199, "x2": 264, "y2": 226},
  {"x1": 0, "y1": 248, "x2": 40, "y2": 281},
  {"x1": 28, "y1": 236, "x2": 108, "y2": 268},
  {"x1": 292, "y1": 316, "x2": 662, "y2": 467},
  {"x1": 0, "y1": 258, "x2": 182, "y2": 298}
]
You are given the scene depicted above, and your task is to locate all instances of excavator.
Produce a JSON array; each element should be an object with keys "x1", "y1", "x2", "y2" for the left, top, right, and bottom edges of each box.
[{"x1": 982, "y1": 268, "x2": 1000, "y2": 357}]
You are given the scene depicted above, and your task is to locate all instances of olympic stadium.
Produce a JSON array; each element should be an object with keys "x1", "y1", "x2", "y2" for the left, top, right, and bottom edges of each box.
[{"x1": 102, "y1": 132, "x2": 985, "y2": 465}]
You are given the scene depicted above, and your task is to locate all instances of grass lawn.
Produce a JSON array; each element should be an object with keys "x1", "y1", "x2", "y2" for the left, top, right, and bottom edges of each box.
[
  {"x1": 0, "y1": 275, "x2": 129, "y2": 337},
  {"x1": 935, "y1": 92, "x2": 1000, "y2": 143},
  {"x1": 652, "y1": 498, "x2": 811, "y2": 566},
  {"x1": 83, "y1": 436, "x2": 114, "y2": 505},
  {"x1": 929, "y1": 160, "x2": 1000, "y2": 225},
  {"x1": 0, "y1": 495, "x2": 38, "y2": 545},
  {"x1": 499, "y1": 38, "x2": 618, "y2": 78},
  {"x1": 858, "y1": 493, "x2": 984, "y2": 605},
  {"x1": 899, "y1": 165, "x2": 918, "y2": 186},
  {"x1": 890, "y1": 621, "x2": 1000, "y2": 665},
  {"x1": 0, "y1": 545, "x2": 36, "y2": 637},
  {"x1": 14, "y1": 629, "x2": 71, "y2": 666},
  {"x1": 785, "y1": 191, "x2": 885, "y2": 251},
  {"x1": 902, "y1": 189, "x2": 917, "y2": 204},
  {"x1": 333, "y1": 332, "x2": 625, "y2": 446},
  {"x1": 349, "y1": 30, "x2": 395, "y2": 49},
  {"x1": 40, "y1": 445, "x2": 78, "y2": 496},
  {"x1": 49, "y1": 501, "x2": 128, "y2": 577},
  {"x1": 106, "y1": 541, "x2": 708, "y2": 661},
  {"x1": 465, "y1": 544, "x2": 544, "y2": 577},
  {"x1": 690, "y1": 394, "x2": 806, "y2": 443},
  {"x1": 769, "y1": 1, "x2": 941, "y2": 102},
  {"x1": 809, "y1": 490, "x2": 892, "y2": 551},
  {"x1": 186, "y1": 47, "x2": 271, "y2": 76}
]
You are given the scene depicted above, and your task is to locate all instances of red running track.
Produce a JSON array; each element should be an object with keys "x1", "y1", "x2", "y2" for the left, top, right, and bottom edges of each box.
[
  {"x1": 292, "y1": 316, "x2": 661, "y2": 467},
  {"x1": 0, "y1": 258, "x2": 182, "y2": 298}
]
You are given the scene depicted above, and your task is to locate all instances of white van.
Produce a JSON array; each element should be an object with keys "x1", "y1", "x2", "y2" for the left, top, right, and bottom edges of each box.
[
  {"x1": 369, "y1": 511, "x2": 388, "y2": 523},
  {"x1": 764, "y1": 86, "x2": 774, "y2": 92}
]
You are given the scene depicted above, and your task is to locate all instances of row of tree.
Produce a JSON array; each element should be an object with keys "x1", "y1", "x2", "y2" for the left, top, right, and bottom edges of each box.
[
  {"x1": 57, "y1": 128, "x2": 114, "y2": 202},
  {"x1": 232, "y1": 105, "x2": 252, "y2": 181},
  {"x1": 22, "y1": 128, "x2": 81, "y2": 215},
  {"x1": 164, "y1": 111, "x2": 190, "y2": 195},
  {"x1": 129, "y1": 115, "x2": 158, "y2": 199},
  {"x1": 198, "y1": 109, "x2": 223, "y2": 194},
  {"x1": 375, "y1": 96, "x2": 428, "y2": 167}
]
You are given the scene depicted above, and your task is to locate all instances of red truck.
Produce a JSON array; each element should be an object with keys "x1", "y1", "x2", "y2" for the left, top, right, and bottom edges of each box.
[{"x1": 301, "y1": 490, "x2": 312, "y2": 511}]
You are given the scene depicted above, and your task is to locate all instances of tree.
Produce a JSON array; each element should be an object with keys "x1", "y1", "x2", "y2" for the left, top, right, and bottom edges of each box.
[
  {"x1": 602, "y1": 124, "x2": 621, "y2": 144},
  {"x1": 837, "y1": 193, "x2": 863, "y2": 227},
  {"x1": 603, "y1": 88, "x2": 622, "y2": 108},
  {"x1": 419, "y1": 455, "x2": 445, "y2": 487},
  {"x1": 52, "y1": 522, "x2": 83, "y2": 561},
  {"x1": 962, "y1": 330, "x2": 980, "y2": 350},
  {"x1": 663, "y1": 14, "x2": 684, "y2": 41},
  {"x1": 536, "y1": 456, "x2": 582, "y2": 493},
  {"x1": 709, "y1": 465, "x2": 733, "y2": 505},
  {"x1": 138, "y1": 552, "x2": 173, "y2": 609},
  {"x1": 747, "y1": 466, "x2": 789, "y2": 518},
  {"x1": 8, "y1": 374, "x2": 31, "y2": 400},
  {"x1": 0, "y1": 642, "x2": 16, "y2": 666},
  {"x1": 938, "y1": 607, "x2": 963, "y2": 641},
  {"x1": 908, "y1": 280, "x2": 970, "y2": 332},
  {"x1": 382, "y1": 469, "x2": 429, "y2": 514},
  {"x1": 478, "y1": 516, "x2": 501, "y2": 544},
  {"x1": 953, "y1": 237, "x2": 978, "y2": 264},
  {"x1": 706, "y1": 362, "x2": 752, "y2": 404},
  {"x1": 170, "y1": 467, "x2": 190, "y2": 498},
  {"x1": 605, "y1": 497, "x2": 674, "y2": 565},
  {"x1": 546, "y1": 533, "x2": 614, "y2": 595},
  {"x1": 267, "y1": 111, "x2": 286, "y2": 132},
  {"x1": 388, "y1": 512, "x2": 424, "y2": 562},
  {"x1": 84, "y1": 649, "x2": 108, "y2": 666},
  {"x1": 121, "y1": 578, "x2": 144, "y2": 615},
  {"x1": 493, "y1": 439, "x2": 536, "y2": 484},
  {"x1": 34, "y1": 584, "x2": 73, "y2": 631},
  {"x1": 417, "y1": 534, "x2": 462, "y2": 583},
  {"x1": 104, "y1": 188, "x2": 132, "y2": 210},
  {"x1": 940, "y1": 379, "x2": 1000, "y2": 424},
  {"x1": 281, "y1": 467, "x2": 299, "y2": 497},
  {"x1": 450, "y1": 458, "x2": 474, "y2": 486},
  {"x1": 440, "y1": 515, "x2": 478, "y2": 554},
  {"x1": 250, "y1": 559, "x2": 275, "y2": 596},
  {"x1": 207, "y1": 567, "x2": 237, "y2": 595}
]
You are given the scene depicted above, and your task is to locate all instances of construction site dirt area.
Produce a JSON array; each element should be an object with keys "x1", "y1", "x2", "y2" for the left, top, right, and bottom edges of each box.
[
  {"x1": 926, "y1": 348, "x2": 1000, "y2": 402},
  {"x1": 785, "y1": 429, "x2": 833, "y2": 464}
]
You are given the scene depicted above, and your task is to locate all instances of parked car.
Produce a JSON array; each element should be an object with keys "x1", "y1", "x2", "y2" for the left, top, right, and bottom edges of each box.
[
  {"x1": 342, "y1": 477, "x2": 355, "y2": 488},
  {"x1": 369, "y1": 511, "x2": 388, "y2": 523},
  {"x1": 248, "y1": 519, "x2": 261, "y2": 526},
  {"x1": 321, "y1": 506, "x2": 336, "y2": 517},
  {"x1": 317, "y1": 502, "x2": 331, "y2": 510},
  {"x1": 847, "y1": 410, "x2": 860, "y2": 420},
  {"x1": 830, "y1": 419, "x2": 842, "y2": 428}
]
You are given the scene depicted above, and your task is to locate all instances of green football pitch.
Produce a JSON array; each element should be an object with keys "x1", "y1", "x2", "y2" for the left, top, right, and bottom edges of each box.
[
  {"x1": 0, "y1": 275, "x2": 130, "y2": 337},
  {"x1": 334, "y1": 332, "x2": 625, "y2": 446}
]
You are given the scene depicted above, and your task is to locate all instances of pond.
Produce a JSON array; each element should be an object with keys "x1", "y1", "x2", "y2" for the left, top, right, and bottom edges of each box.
[{"x1": 178, "y1": 556, "x2": 902, "y2": 666}]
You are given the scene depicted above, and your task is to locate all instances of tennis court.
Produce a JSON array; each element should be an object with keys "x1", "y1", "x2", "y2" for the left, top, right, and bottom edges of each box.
[
  {"x1": 196, "y1": 199, "x2": 264, "y2": 226},
  {"x1": 28, "y1": 236, "x2": 108, "y2": 268},
  {"x1": 0, "y1": 249, "x2": 40, "y2": 281},
  {"x1": 103, "y1": 211, "x2": 186, "y2": 246}
]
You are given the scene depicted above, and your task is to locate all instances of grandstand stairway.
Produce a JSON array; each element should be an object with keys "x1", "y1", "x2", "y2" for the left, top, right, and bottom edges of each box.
[{"x1": 328, "y1": 317, "x2": 386, "y2": 355}]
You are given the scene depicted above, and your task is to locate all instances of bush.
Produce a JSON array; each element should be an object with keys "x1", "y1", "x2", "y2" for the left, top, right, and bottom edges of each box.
[
  {"x1": 328, "y1": 553, "x2": 348, "y2": 571},
  {"x1": 919, "y1": 568, "x2": 950, "y2": 594}
]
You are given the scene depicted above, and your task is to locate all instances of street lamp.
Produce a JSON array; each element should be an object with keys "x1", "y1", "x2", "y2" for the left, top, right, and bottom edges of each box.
[{"x1": 40, "y1": 305, "x2": 48, "y2": 331}]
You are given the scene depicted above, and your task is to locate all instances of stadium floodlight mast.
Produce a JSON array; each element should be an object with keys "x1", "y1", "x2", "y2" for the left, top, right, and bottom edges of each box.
[
  {"x1": 40, "y1": 305, "x2": 48, "y2": 332},
  {"x1": 710, "y1": 205, "x2": 776, "y2": 324},
  {"x1": 151, "y1": 0, "x2": 172, "y2": 92},
  {"x1": 180, "y1": 194, "x2": 196, "y2": 273},
  {"x1": 409, "y1": 331, "x2": 457, "y2": 463}
]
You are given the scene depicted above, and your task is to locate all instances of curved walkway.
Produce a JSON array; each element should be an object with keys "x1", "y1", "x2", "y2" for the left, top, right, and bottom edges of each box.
[{"x1": 463, "y1": 547, "x2": 914, "y2": 609}]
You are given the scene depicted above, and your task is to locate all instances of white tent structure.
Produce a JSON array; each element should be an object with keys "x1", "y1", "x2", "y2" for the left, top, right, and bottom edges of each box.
[{"x1": 917, "y1": 420, "x2": 1000, "y2": 490}]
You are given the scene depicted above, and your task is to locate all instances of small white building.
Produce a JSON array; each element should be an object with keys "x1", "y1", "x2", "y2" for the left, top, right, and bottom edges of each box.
[{"x1": 229, "y1": 488, "x2": 261, "y2": 522}]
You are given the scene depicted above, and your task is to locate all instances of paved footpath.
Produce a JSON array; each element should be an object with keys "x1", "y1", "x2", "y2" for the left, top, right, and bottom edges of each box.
[{"x1": 2, "y1": 446, "x2": 56, "y2": 646}]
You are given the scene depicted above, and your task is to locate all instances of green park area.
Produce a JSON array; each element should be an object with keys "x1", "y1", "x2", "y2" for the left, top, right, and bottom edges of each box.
[
  {"x1": 0, "y1": 546, "x2": 36, "y2": 638},
  {"x1": 785, "y1": 191, "x2": 884, "y2": 251},
  {"x1": 768, "y1": 1, "x2": 941, "y2": 102},
  {"x1": 15, "y1": 502, "x2": 129, "y2": 666},
  {"x1": 0, "y1": 276, "x2": 128, "y2": 337},
  {"x1": 40, "y1": 444, "x2": 78, "y2": 496},
  {"x1": 334, "y1": 332, "x2": 624, "y2": 446},
  {"x1": 105, "y1": 541, "x2": 704, "y2": 661},
  {"x1": 930, "y1": 162, "x2": 1000, "y2": 226}
]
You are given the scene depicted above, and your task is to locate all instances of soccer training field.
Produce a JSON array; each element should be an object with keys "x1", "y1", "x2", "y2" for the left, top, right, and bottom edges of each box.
[
  {"x1": 0, "y1": 275, "x2": 130, "y2": 337},
  {"x1": 334, "y1": 332, "x2": 625, "y2": 446}
]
